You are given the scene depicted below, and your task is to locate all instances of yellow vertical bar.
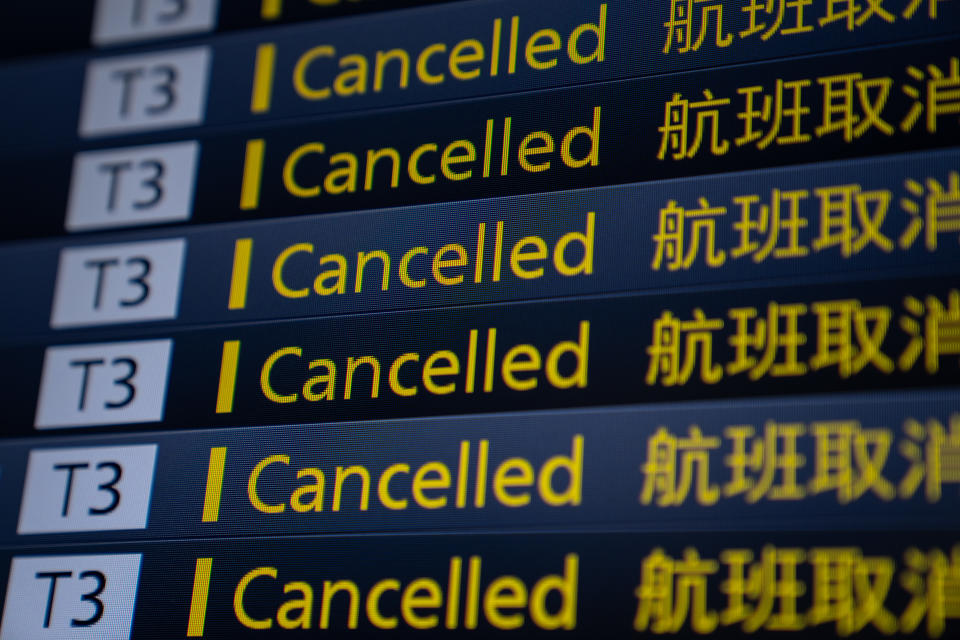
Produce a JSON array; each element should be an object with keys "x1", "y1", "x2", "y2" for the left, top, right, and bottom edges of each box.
[
  {"x1": 250, "y1": 44, "x2": 276, "y2": 114},
  {"x1": 445, "y1": 556, "x2": 462, "y2": 629},
  {"x1": 489, "y1": 19, "x2": 501, "y2": 77},
  {"x1": 455, "y1": 440, "x2": 469, "y2": 508},
  {"x1": 239, "y1": 139, "x2": 266, "y2": 211},
  {"x1": 202, "y1": 447, "x2": 228, "y2": 523},
  {"x1": 228, "y1": 239, "x2": 254, "y2": 310},
  {"x1": 187, "y1": 558, "x2": 213, "y2": 637},
  {"x1": 261, "y1": 0, "x2": 282, "y2": 20},
  {"x1": 473, "y1": 223, "x2": 485, "y2": 283},
  {"x1": 216, "y1": 341, "x2": 241, "y2": 414},
  {"x1": 499, "y1": 118, "x2": 511, "y2": 176},
  {"x1": 464, "y1": 329, "x2": 478, "y2": 394},
  {"x1": 481, "y1": 119, "x2": 493, "y2": 178},
  {"x1": 507, "y1": 17, "x2": 519, "y2": 74},
  {"x1": 483, "y1": 328, "x2": 497, "y2": 392},
  {"x1": 464, "y1": 556, "x2": 481, "y2": 629},
  {"x1": 474, "y1": 439, "x2": 489, "y2": 508}
]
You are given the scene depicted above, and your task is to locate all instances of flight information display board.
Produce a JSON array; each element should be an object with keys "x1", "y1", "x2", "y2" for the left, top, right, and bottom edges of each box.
[{"x1": 0, "y1": 1, "x2": 958, "y2": 638}]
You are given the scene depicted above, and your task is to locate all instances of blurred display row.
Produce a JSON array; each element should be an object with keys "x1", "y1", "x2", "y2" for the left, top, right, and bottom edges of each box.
[
  {"x1": 1, "y1": 147, "x2": 957, "y2": 341},
  {"x1": 2, "y1": 529, "x2": 960, "y2": 638},
  {"x1": 4, "y1": 35, "x2": 959, "y2": 241},
  {"x1": 0, "y1": 272, "x2": 958, "y2": 435},
  {"x1": 6, "y1": 0, "x2": 958, "y2": 151},
  {"x1": 0, "y1": 389, "x2": 958, "y2": 544}
]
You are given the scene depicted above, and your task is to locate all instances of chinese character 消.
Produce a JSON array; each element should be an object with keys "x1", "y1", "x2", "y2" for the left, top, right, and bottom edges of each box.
[
  {"x1": 899, "y1": 290, "x2": 960, "y2": 373},
  {"x1": 901, "y1": 57, "x2": 960, "y2": 134},
  {"x1": 900, "y1": 545, "x2": 960, "y2": 637},
  {"x1": 902, "y1": 0, "x2": 947, "y2": 19},
  {"x1": 899, "y1": 415, "x2": 960, "y2": 502},
  {"x1": 899, "y1": 172, "x2": 960, "y2": 251}
]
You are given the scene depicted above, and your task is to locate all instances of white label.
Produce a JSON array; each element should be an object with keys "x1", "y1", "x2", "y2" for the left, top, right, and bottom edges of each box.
[
  {"x1": 35, "y1": 340, "x2": 173, "y2": 430},
  {"x1": 66, "y1": 141, "x2": 199, "y2": 231},
  {"x1": 0, "y1": 554, "x2": 141, "y2": 640},
  {"x1": 79, "y1": 47, "x2": 210, "y2": 138},
  {"x1": 51, "y1": 240, "x2": 186, "y2": 328},
  {"x1": 92, "y1": 0, "x2": 219, "y2": 46},
  {"x1": 18, "y1": 445, "x2": 158, "y2": 534}
]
